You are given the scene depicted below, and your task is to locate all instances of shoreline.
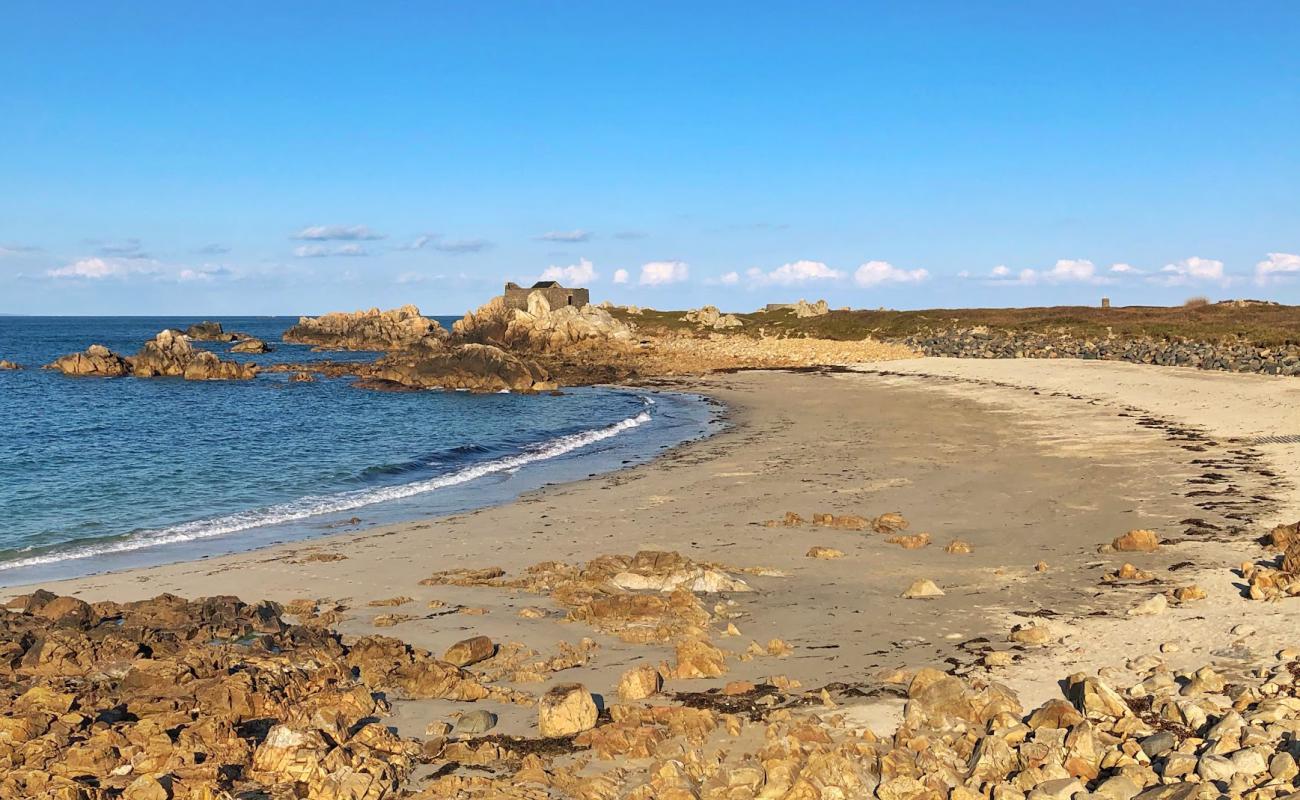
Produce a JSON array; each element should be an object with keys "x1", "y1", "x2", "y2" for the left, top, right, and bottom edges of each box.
[
  {"x1": 0, "y1": 386, "x2": 720, "y2": 588},
  {"x1": 14, "y1": 364, "x2": 1286, "y2": 691},
  {"x1": 6, "y1": 360, "x2": 1300, "y2": 796}
]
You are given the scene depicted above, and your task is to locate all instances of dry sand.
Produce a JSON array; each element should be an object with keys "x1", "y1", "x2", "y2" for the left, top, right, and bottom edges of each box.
[{"x1": 12, "y1": 359, "x2": 1300, "y2": 740}]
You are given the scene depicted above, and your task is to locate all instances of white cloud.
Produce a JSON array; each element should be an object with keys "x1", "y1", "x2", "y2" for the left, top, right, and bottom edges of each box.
[
  {"x1": 1109, "y1": 262, "x2": 1141, "y2": 275},
  {"x1": 746, "y1": 260, "x2": 844, "y2": 286},
  {"x1": 177, "y1": 268, "x2": 214, "y2": 282},
  {"x1": 47, "y1": 257, "x2": 155, "y2": 280},
  {"x1": 853, "y1": 260, "x2": 930, "y2": 287},
  {"x1": 639, "y1": 260, "x2": 689, "y2": 286},
  {"x1": 985, "y1": 259, "x2": 1107, "y2": 286},
  {"x1": 293, "y1": 243, "x2": 370, "y2": 258},
  {"x1": 719, "y1": 271, "x2": 740, "y2": 285},
  {"x1": 537, "y1": 229, "x2": 591, "y2": 243},
  {"x1": 539, "y1": 257, "x2": 597, "y2": 285},
  {"x1": 292, "y1": 224, "x2": 384, "y2": 241},
  {"x1": 1255, "y1": 252, "x2": 1300, "y2": 283},
  {"x1": 402, "y1": 234, "x2": 492, "y2": 253},
  {"x1": 1152, "y1": 256, "x2": 1226, "y2": 286},
  {"x1": 612, "y1": 268, "x2": 630, "y2": 284}
]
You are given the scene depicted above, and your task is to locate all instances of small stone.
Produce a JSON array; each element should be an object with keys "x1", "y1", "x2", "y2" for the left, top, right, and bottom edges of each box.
[
  {"x1": 538, "y1": 683, "x2": 598, "y2": 738},
  {"x1": 443, "y1": 635, "x2": 495, "y2": 667},
  {"x1": 901, "y1": 578, "x2": 944, "y2": 599},
  {"x1": 455, "y1": 709, "x2": 498, "y2": 735},
  {"x1": 944, "y1": 539, "x2": 973, "y2": 554},
  {"x1": 1173, "y1": 585, "x2": 1207, "y2": 603},
  {"x1": 1010, "y1": 624, "x2": 1053, "y2": 646},
  {"x1": 425, "y1": 721, "x2": 452, "y2": 736},
  {"x1": 723, "y1": 680, "x2": 756, "y2": 695},
  {"x1": 1231, "y1": 624, "x2": 1256, "y2": 637},
  {"x1": 517, "y1": 606, "x2": 545, "y2": 618},
  {"x1": 1196, "y1": 754, "x2": 1236, "y2": 782},
  {"x1": 1113, "y1": 529, "x2": 1161, "y2": 553},
  {"x1": 1160, "y1": 642, "x2": 1180, "y2": 653},
  {"x1": 1140, "y1": 731, "x2": 1177, "y2": 758},
  {"x1": 1035, "y1": 560, "x2": 1049, "y2": 572},
  {"x1": 806, "y1": 546, "x2": 845, "y2": 559},
  {"x1": 1128, "y1": 595, "x2": 1168, "y2": 617},
  {"x1": 986, "y1": 651, "x2": 1016, "y2": 667}
]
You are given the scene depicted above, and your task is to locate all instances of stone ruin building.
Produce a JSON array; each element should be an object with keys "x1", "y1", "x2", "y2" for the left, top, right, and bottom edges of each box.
[{"x1": 502, "y1": 281, "x2": 590, "y2": 311}]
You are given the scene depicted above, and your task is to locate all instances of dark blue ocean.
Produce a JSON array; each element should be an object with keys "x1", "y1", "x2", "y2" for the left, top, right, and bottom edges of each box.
[{"x1": 0, "y1": 316, "x2": 716, "y2": 586}]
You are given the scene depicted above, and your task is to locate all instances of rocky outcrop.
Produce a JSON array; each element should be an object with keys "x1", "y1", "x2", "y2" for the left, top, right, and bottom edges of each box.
[
  {"x1": 904, "y1": 328, "x2": 1300, "y2": 377},
  {"x1": 132, "y1": 329, "x2": 259, "y2": 380},
  {"x1": 185, "y1": 320, "x2": 237, "y2": 342},
  {"x1": 45, "y1": 344, "x2": 132, "y2": 377},
  {"x1": 230, "y1": 337, "x2": 271, "y2": 353},
  {"x1": 683, "y1": 305, "x2": 743, "y2": 330},
  {"x1": 284, "y1": 305, "x2": 446, "y2": 350},
  {"x1": 794, "y1": 298, "x2": 830, "y2": 317},
  {"x1": 453, "y1": 291, "x2": 636, "y2": 353},
  {"x1": 363, "y1": 339, "x2": 555, "y2": 392},
  {"x1": 0, "y1": 359, "x2": 20, "y2": 370},
  {"x1": 47, "y1": 332, "x2": 257, "y2": 380}
]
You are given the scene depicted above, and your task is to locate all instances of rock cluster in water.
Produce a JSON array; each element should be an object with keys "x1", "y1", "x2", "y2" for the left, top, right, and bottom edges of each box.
[
  {"x1": 0, "y1": 359, "x2": 21, "y2": 370},
  {"x1": 903, "y1": 328, "x2": 1300, "y2": 377},
  {"x1": 362, "y1": 339, "x2": 556, "y2": 393},
  {"x1": 284, "y1": 305, "x2": 448, "y2": 351},
  {"x1": 46, "y1": 330, "x2": 259, "y2": 380}
]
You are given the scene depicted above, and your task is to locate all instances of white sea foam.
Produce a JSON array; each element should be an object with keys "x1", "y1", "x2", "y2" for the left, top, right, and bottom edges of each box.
[{"x1": 0, "y1": 408, "x2": 653, "y2": 571}]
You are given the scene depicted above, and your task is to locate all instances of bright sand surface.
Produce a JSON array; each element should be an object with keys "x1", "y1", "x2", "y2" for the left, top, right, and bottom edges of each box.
[{"x1": 12, "y1": 360, "x2": 1300, "y2": 738}]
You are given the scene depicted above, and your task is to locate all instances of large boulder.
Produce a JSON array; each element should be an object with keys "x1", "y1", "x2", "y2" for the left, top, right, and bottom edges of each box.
[
  {"x1": 364, "y1": 339, "x2": 555, "y2": 392},
  {"x1": 794, "y1": 299, "x2": 830, "y2": 318},
  {"x1": 453, "y1": 291, "x2": 636, "y2": 353},
  {"x1": 45, "y1": 344, "x2": 131, "y2": 377},
  {"x1": 284, "y1": 305, "x2": 446, "y2": 350},
  {"x1": 185, "y1": 320, "x2": 237, "y2": 342},
  {"x1": 231, "y1": 337, "x2": 271, "y2": 353},
  {"x1": 683, "y1": 305, "x2": 743, "y2": 330}
]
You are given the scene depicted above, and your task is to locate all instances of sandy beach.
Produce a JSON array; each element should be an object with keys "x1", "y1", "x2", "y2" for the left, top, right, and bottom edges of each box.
[{"x1": 14, "y1": 360, "x2": 1298, "y2": 754}]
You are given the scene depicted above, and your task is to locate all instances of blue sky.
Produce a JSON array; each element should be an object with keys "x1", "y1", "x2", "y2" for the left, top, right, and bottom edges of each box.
[{"x1": 2, "y1": 1, "x2": 1298, "y2": 315}]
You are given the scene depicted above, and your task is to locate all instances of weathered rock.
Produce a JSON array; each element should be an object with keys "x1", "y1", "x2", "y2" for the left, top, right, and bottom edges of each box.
[
  {"x1": 131, "y1": 330, "x2": 258, "y2": 380},
  {"x1": 443, "y1": 635, "x2": 495, "y2": 667},
  {"x1": 46, "y1": 344, "x2": 131, "y2": 377},
  {"x1": 794, "y1": 299, "x2": 830, "y2": 318},
  {"x1": 807, "y1": 546, "x2": 845, "y2": 559},
  {"x1": 683, "y1": 305, "x2": 743, "y2": 330},
  {"x1": 674, "y1": 639, "x2": 728, "y2": 678},
  {"x1": 185, "y1": 320, "x2": 237, "y2": 341},
  {"x1": 1128, "y1": 595, "x2": 1168, "y2": 617},
  {"x1": 365, "y1": 340, "x2": 555, "y2": 392},
  {"x1": 230, "y1": 337, "x2": 271, "y2": 353},
  {"x1": 0, "y1": 359, "x2": 21, "y2": 370},
  {"x1": 284, "y1": 305, "x2": 447, "y2": 350},
  {"x1": 617, "y1": 665, "x2": 663, "y2": 700},
  {"x1": 537, "y1": 683, "x2": 598, "y2": 737},
  {"x1": 1112, "y1": 530, "x2": 1161, "y2": 553},
  {"x1": 944, "y1": 539, "x2": 973, "y2": 554},
  {"x1": 453, "y1": 292, "x2": 636, "y2": 353},
  {"x1": 454, "y1": 709, "x2": 498, "y2": 735},
  {"x1": 901, "y1": 578, "x2": 945, "y2": 599},
  {"x1": 1010, "y1": 624, "x2": 1054, "y2": 646}
]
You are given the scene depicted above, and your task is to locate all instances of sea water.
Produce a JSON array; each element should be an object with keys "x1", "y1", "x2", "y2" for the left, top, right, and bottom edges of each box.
[{"x1": 0, "y1": 316, "x2": 716, "y2": 585}]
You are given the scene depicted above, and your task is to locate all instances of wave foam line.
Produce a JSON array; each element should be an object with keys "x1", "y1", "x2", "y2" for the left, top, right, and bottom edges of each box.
[{"x1": 1, "y1": 408, "x2": 653, "y2": 571}]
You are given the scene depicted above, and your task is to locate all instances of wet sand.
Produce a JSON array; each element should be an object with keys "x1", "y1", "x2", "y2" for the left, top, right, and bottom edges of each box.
[{"x1": 14, "y1": 363, "x2": 1291, "y2": 740}]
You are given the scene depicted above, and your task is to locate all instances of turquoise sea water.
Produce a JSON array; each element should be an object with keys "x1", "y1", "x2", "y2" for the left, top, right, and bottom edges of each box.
[{"x1": 0, "y1": 316, "x2": 716, "y2": 586}]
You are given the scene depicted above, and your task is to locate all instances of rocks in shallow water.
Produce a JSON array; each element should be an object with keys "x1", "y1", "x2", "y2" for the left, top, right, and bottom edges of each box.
[
  {"x1": 1112, "y1": 529, "x2": 1161, "y2": 552},
  {"x1": 0, "y1": 359, "x2": 21, "y2": 370},
  {"x1": 73, "y1": 329, "x2": 260, "y2": 381},
  {"x1": 364, "y1": 340, "x2": 555, "y2": 392},
  {"x1": 230, "y1": 336, "x2": 271, "y2": 353},
  {"x1": 289, "y1": 370, "x2": 316, "y2": 382},
  {"x1": 284, "y1": 304, "x2": 447, "y2": 350},
  {"x1": 537, "y1": 683, "x2": 597, "y2": 737},
  {"x1": 45, "y1": 343, "x2": 131, "y2": 376},
  {"x1": 443, "y1": 635, "x2": 495, "y2": 667},
  {"x1": 185, "y1": 320, "x2": 237, "y2": 341},
  {"x1": 901, "y1": 578, "x2": 945, "y2": 598}
]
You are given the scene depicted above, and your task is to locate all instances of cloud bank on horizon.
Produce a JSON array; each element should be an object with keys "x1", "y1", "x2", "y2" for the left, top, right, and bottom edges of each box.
[{"x1": 1, "y1": 3, "x2": 1297, "y2": 314}]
